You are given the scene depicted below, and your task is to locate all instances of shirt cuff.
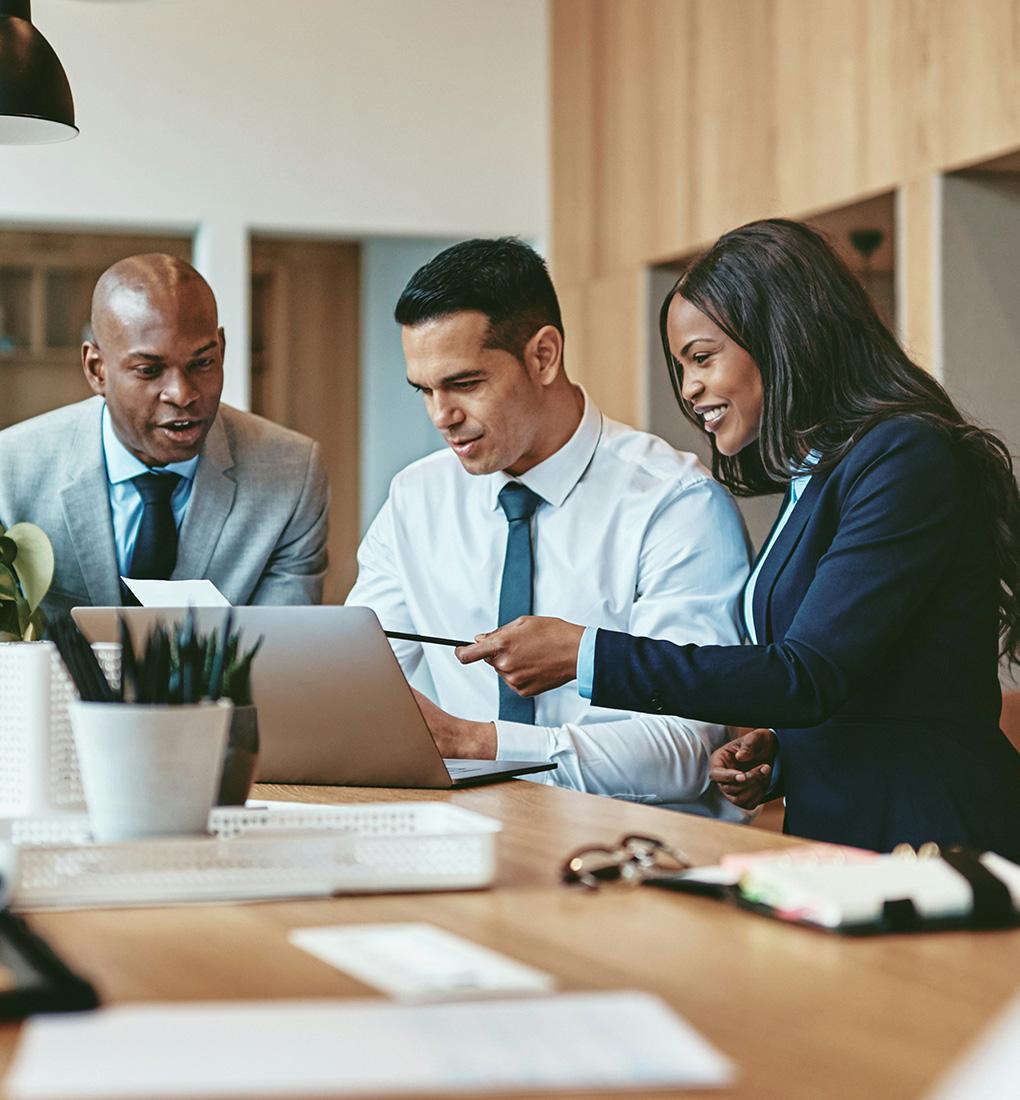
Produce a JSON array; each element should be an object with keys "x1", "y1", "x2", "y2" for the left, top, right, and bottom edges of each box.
[
  {"x1": 576, "y1": 625, "x2": 598, "y2": 700},
  {"x1": 494, "y1": 720, "x2": 560, "y2": 763}
]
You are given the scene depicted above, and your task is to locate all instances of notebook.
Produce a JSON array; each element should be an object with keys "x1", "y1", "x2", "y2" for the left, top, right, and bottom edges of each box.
[{"x1": 651, "y1": 847, "x2": 1020, "y2": 934}]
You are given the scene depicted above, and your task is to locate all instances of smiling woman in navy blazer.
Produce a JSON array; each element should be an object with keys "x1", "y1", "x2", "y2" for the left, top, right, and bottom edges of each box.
[{"x1": 458, "y1": 218, "x2": 1020, "y2": 859}]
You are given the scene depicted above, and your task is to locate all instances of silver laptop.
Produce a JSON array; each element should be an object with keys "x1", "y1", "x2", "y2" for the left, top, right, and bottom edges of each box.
[{"x1": 71, "y1": 605, "x2": 556, "y2": 789}]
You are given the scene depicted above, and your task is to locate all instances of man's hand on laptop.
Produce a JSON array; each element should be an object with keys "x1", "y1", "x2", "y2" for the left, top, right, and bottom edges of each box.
[
  {"x1": 456, "y1": 616, "x2": 584, "y2": 696},
  {"x1": 411, "y1": 688, "x2": 497, "y2": 758}
]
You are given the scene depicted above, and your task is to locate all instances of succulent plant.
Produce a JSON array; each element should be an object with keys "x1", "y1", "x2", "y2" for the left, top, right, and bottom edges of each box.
[
  {"x1": 0, "y1": 522, "x2": 54, "y2": 642},
  {"x1": 48, "y1": 608, "x2": 263, "y2": 706}
]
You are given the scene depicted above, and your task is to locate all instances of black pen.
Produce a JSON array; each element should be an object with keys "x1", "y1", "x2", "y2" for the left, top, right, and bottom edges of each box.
[{"x1": 384, "y1": 629, "x2": 473, "y2": 648}]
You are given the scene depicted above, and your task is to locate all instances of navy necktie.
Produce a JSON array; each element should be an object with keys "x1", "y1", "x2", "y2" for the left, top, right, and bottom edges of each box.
[
  {"x1": 497, "y1": 481, "x2": 542, "y2": 723},
  {"x1": 128, "y1": 472, "x2": 182, "y2": 580}
]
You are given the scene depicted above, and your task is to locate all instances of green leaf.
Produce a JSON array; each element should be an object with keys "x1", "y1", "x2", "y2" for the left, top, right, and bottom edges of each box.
[
  {"x1": 14, "y1": 595, "x2": 30, "y2": 635},
  {"x1": 0, "y1": 565, "x2": 19, "y2": 601},
  {"x1": 24, "y1": 606, "x2": 48, "y2": 642},
  {"x1": 0, "y1": 600, "x2": 18, "y2": 636},
  {"x1": 5, "y1": 523, "x2": 54, "y2": 617}
]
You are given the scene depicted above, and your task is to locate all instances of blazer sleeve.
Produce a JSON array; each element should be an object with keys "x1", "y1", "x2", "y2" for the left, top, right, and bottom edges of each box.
[
  {"x1": 591, "y1": 419, "x2": 966, "y2": 729},
  {"x1": 249, "y1": 439, "x2": 329, "y2": 605}
]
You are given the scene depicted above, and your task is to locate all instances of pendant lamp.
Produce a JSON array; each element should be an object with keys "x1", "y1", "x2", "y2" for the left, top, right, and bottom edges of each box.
[{"x1": 0, "y1": 0, "x2": 77, "y2": 143}]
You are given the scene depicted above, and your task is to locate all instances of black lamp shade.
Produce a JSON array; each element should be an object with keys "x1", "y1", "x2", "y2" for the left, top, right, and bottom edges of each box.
[{"x1": 0, "y1": 1, "x2": 77, "y2": 144}]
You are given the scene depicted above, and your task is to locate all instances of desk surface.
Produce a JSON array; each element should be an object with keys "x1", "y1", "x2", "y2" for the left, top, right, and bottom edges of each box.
[{"x1": 4, "y1": 781, "x2": 1019, "y2": 1100}]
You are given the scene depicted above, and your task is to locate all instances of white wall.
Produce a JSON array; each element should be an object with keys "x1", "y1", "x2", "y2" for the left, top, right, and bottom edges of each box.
[
  {"x1": 2, "y1": 0, "x2": 550, "y2": 406},
  {"x1": 939, "y1": 172, "x2": 1020, "y2": 690},
  {"x1": 359, "y1": 237, "x2": 458, "y2": 533},
  {"x1": 940, "y1": 173, "x2": 1020, "y2": 461}
]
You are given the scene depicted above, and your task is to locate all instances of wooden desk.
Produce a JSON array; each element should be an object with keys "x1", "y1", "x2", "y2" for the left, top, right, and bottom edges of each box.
[{"x1": 3, "y1": 781, "x2": 1018, "y2": 1099}]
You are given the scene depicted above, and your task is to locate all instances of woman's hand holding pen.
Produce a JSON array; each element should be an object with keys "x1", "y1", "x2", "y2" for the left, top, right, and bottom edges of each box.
[
  {"x1": 709, "y1": 728, "x2": 777, "y2": 809},
  {"x1": 457, "y1": 617, "x2": 585, "y2": 697}
]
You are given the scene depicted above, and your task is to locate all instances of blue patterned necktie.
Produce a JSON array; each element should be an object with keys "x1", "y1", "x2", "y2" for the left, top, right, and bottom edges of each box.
[
  {"x1": 497, "y1": 481, "x2": 543, "y2": 723},
  {"x1": 128, "y1": 472, "x2": 182, "y2": 580}
]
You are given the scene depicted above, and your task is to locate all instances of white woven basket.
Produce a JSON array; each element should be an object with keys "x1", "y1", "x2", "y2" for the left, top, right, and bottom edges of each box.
[
  {"x1": 0, "y1": 641, "x2": 121, "y2": 817},
  {"x1": 2, "y1": 802, "x2": 501, "y2": 909}
]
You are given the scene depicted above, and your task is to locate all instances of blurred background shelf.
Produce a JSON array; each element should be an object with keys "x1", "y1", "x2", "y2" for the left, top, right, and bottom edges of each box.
[{"x1": 0, "y1": 230, "x2": 190, "y2": 429}]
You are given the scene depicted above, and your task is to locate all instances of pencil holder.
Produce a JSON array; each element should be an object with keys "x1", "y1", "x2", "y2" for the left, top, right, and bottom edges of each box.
[
  {"x1": 216, "y1": 704, "x2": 259, "y2": 806},
  {"x1": 70, "y1": 699, "x2": 232, "y2": 842}
]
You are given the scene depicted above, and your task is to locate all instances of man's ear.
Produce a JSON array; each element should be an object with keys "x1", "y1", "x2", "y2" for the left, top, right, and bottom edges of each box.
[
  {"x1": 82, "y1": 342, "x2": 106, "y2": 396},
  {"x1": 526, "y1": 325, "x2": 563, "y2": 386},
  {"x1": 218, "y1": 325, "x2": 227, "y2": 361}
]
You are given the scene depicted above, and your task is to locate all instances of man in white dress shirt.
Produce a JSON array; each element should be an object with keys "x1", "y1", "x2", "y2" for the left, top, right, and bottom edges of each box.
[{"x1": 346, "y1": 238, "x2": 752, "y2": 816}]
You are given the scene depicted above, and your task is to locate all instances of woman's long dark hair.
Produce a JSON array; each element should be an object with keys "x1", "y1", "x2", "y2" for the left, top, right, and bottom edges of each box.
[{"x1": 660, "y1": 217, "x2": 1020, "y2": 663}]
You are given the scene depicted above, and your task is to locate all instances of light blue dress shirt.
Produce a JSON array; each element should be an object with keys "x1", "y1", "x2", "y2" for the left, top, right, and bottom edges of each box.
[
  {"x1": 577, "y1": 454, "x2": 819, "y2": 697},
  {"x1": 101, "y1": 404, "x2": 200, "y2": 575},
  {"x1": 741, "y1": 461, "x2": 816, "y2": 644}
]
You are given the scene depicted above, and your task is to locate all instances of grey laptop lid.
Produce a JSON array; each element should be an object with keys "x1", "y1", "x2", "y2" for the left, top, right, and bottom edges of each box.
[{"x1": 71, "y1": 605, "x2": 554, "y2": 789}]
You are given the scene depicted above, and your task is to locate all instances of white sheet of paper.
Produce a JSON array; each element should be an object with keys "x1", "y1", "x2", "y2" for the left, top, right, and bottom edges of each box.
[
  {"x1": 6, "y1": 992, "x2": 735, "y2": 1099},
  {"x1": 121, "y1": 578, "x2": 231, "y2": 607},
  {"x1": 924, "y1": 988, "x2": 1020, "y2": 1100},
  {"x1": 290, "y1": 922, "x2": 557, "y2": 1002}
]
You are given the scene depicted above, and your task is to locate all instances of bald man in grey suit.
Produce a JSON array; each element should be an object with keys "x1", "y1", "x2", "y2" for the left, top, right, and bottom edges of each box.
[{"x1": 0, "y1": 255, "x2": 328, "y2": 616}]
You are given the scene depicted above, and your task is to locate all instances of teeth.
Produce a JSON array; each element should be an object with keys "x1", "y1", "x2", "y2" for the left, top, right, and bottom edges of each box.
[{"x1": 703, "y1": 407, "x2": 725, "y2": 425}]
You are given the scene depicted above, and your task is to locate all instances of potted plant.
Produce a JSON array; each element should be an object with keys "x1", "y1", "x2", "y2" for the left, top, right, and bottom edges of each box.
[
  {"x1": 0, "y1": 521, "x2": 53, "y2": 642},
  {"x1": 213, "y1": 632, "x2": 263, "y2": 806},
  {"x1": 0, "y1": 523, "x2": 108, "y2": 818},
  {"x1": 52, "y1": 612, "x2": 260, "y2": 843}
]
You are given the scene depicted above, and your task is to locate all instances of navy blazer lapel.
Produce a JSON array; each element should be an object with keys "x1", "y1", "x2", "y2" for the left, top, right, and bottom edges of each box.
[
  {"x1": 748, "y1": 484, "x2": 791, "y2": 577},
  {"x1": 753, "y1": 473, "x2": 826, "y2": 644},
  {"x1": 744, "y1": 485, "x2": 790, "y2": 644},
  {"x1": 59, "y1": 402, "x2": 122, "y2": 608},
  {"x1": 174, "y1": 414, "x2": 236, "y2": 582}
]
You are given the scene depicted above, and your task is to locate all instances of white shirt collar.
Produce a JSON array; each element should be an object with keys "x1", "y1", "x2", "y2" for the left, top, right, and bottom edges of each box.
[
  {"x1": 486, "y1": 387, "x2": 603, "y2": 511},
  {"x1": 789, "y1": 449, "x2": 821, "y2": 504},
  {"x1": 101, "y1": 403, "x2": 200, "y2": 486}
]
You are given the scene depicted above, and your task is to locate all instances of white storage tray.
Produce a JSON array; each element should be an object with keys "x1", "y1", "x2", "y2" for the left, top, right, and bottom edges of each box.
[{"x1": 0, "y1": 802, "x2": 501, "y2": 910}]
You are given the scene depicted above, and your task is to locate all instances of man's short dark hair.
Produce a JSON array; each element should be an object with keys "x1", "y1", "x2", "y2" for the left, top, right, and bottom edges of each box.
[{"x1": 394, "y1": 237, "x2": 563, "y2": 361}]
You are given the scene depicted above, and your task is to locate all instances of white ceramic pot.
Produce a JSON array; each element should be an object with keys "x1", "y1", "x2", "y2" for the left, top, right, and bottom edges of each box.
[{"x1": 69, "y1": 700, "x2": 232, "y2": 843}]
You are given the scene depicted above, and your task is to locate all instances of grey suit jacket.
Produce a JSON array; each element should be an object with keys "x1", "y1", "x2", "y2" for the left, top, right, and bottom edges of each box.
[{"x1": 0, "y1": 397, "x2": 329, "y2": 616}]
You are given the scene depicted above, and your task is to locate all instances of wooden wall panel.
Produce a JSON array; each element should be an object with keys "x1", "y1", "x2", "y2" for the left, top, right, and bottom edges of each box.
[
  {"x1": 578, "y1": 268, "x2": 645, "y2": 429},
  {"x1": 897, "y1": 173, "x2": 936, "y2": 373},
  {"x1": 873, "y1": 0, "x2": 942, "y2": 176},
  {"x1": 648, "y1": 0, "x2": 697, "y2": 261},
  {"x1": 552, "y1": 0, "x2": 1020, "y2": 423},
  {"x1": 551, "y1": 0, "x2": 598, "y2": 285},
  {"x1": 774, "y1": 0, "x2": 866, "y2": 213},
  {"x1": 593, "y1": 0, "x2": 658, "y2": 272},
  {"x1": 937, "y1": 0, "x2": 1020, "y2": 170},
  {"x1": 557, "y1": 283, "x2": 587, "y2": 385},
  {"x1": 689, "y1": 0, "x2": 778, "y2": 244}
]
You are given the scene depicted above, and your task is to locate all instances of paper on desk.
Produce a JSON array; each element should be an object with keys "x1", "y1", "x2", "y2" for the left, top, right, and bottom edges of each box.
[
  {"x1": 290, "y1": 922, "x2": 556, "y2": 1002},
  {"x1": 923, "y1": 987, "x2": 1020, "y2": 1100},
  {"x1": 6, "y1": 992, "x2": 735, "y2": 1098},
  {"x1": 121, "y1": 578, "x2": 231, "y2": 607}
]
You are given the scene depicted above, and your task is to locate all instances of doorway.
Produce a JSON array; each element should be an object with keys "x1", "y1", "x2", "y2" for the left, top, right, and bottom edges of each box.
[{"x1": 250, "y1": 237, "x2": 361, "y2": 603}]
